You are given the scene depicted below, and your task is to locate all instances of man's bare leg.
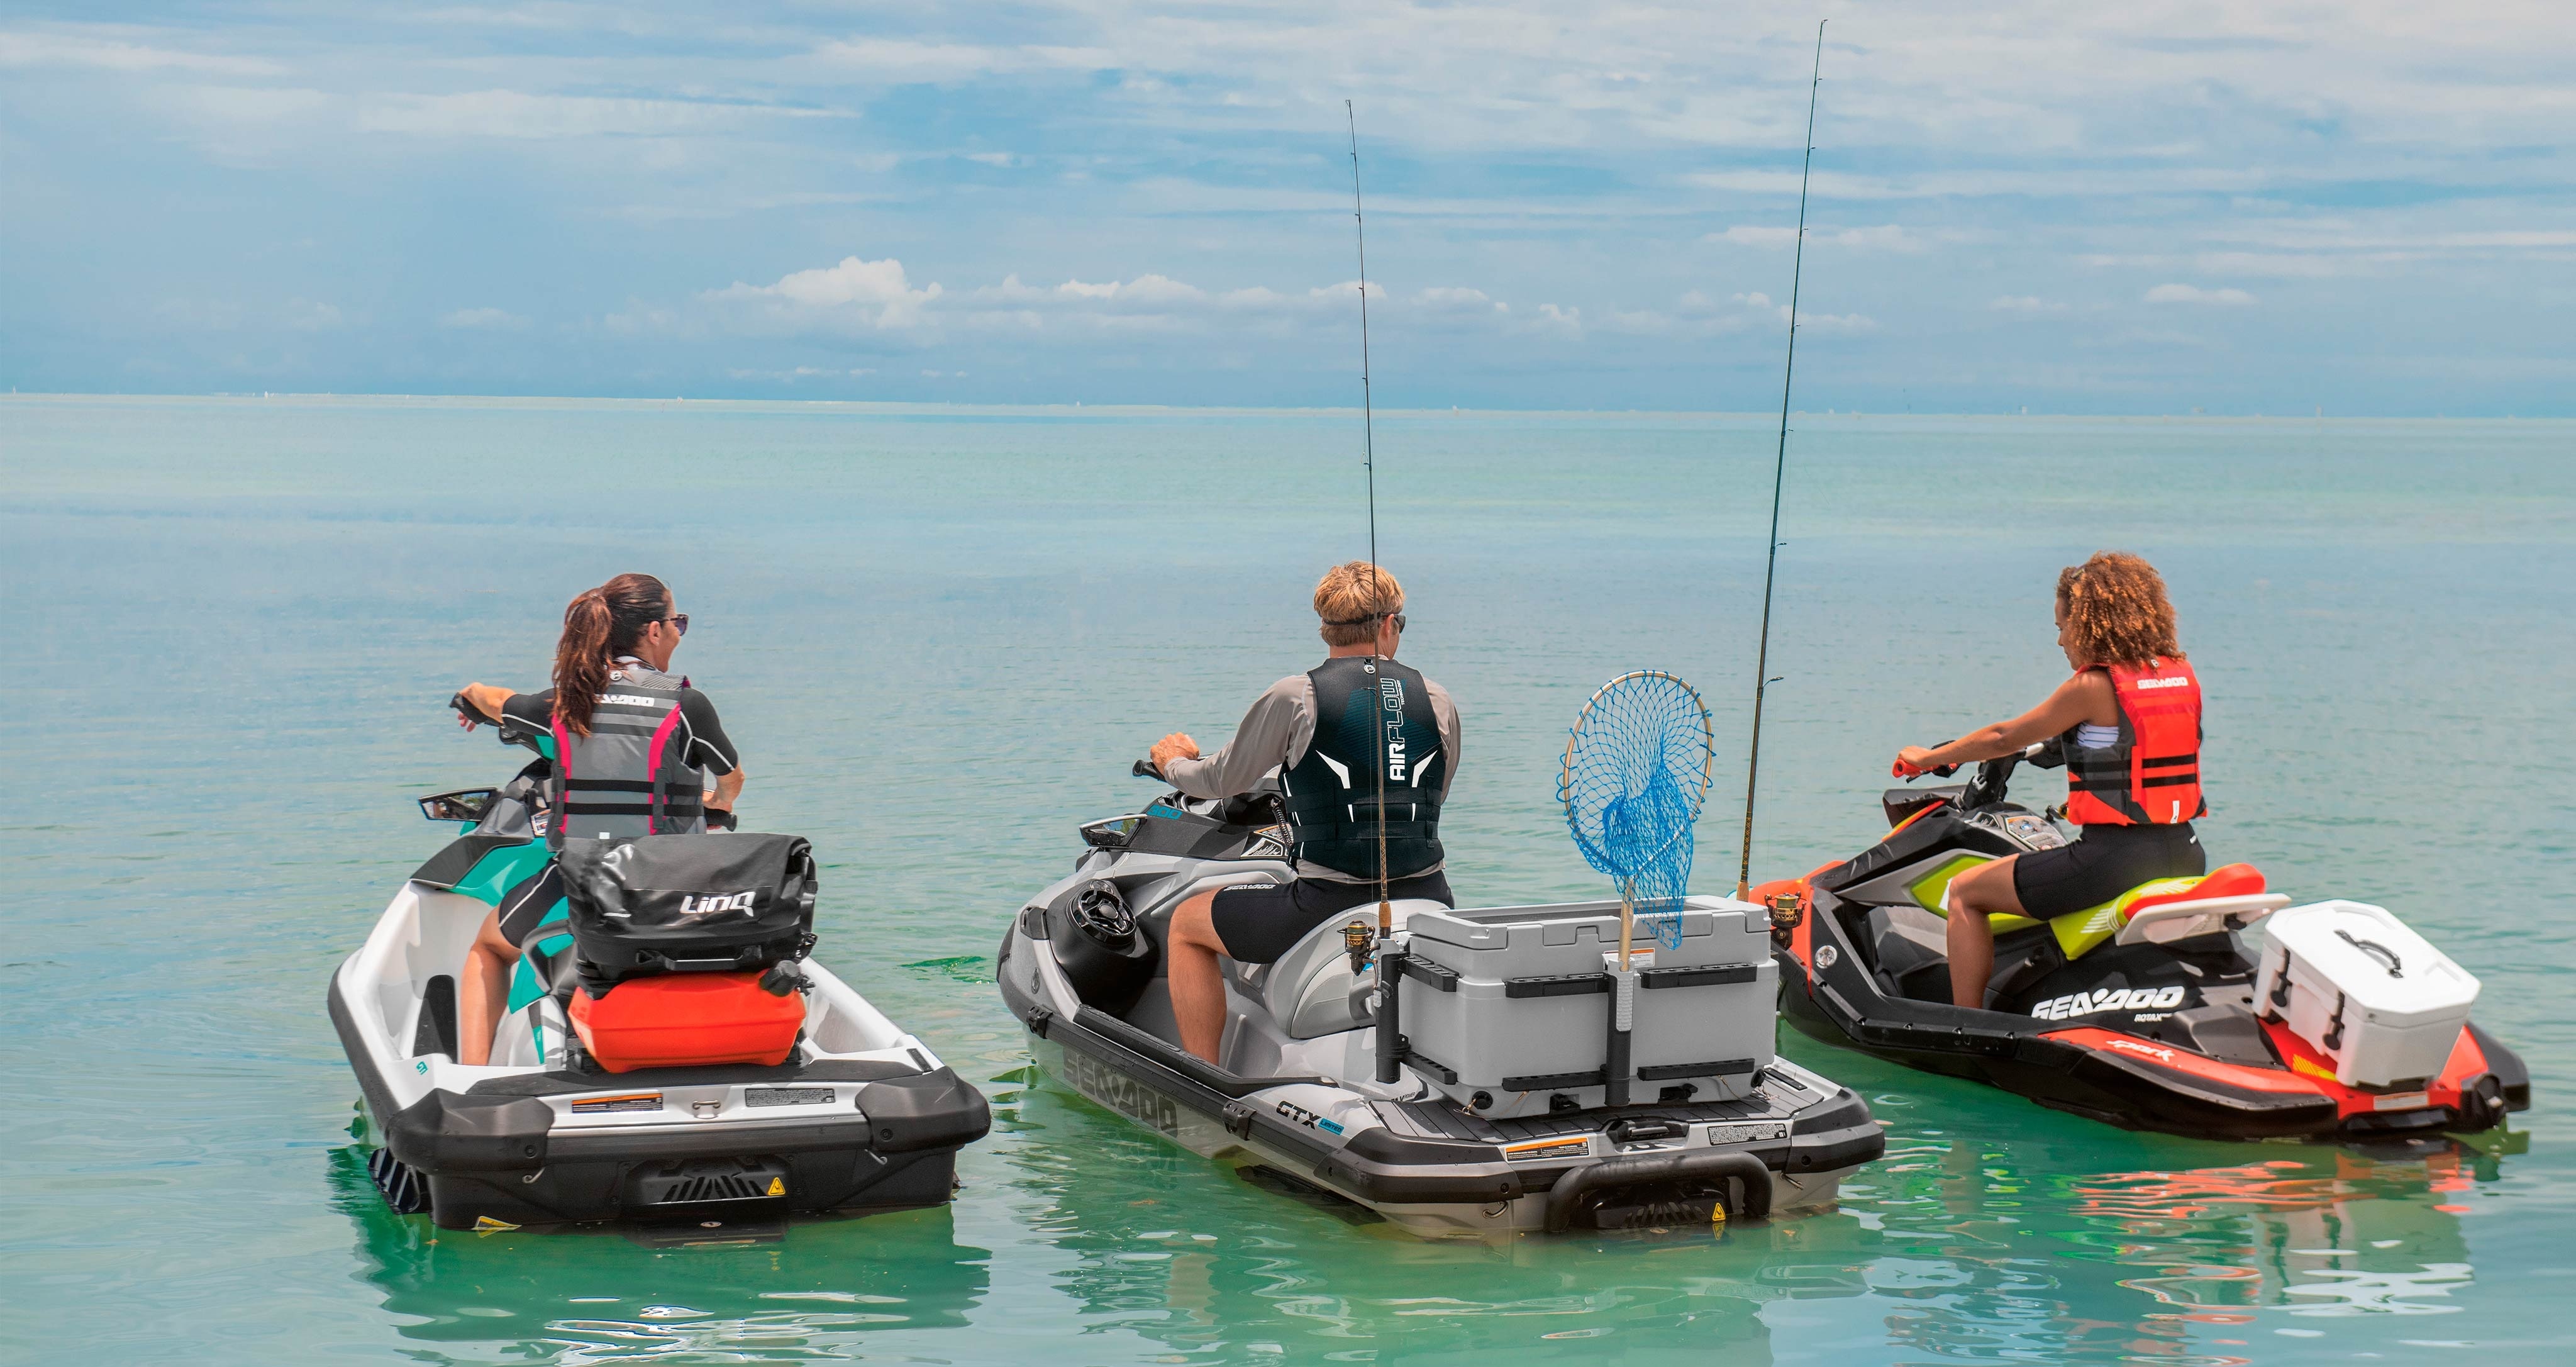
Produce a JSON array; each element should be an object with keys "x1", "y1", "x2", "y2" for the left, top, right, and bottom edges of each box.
[
  {"x1": 457, "y1": 911, "x2": 523, "y2": 1066},
  {"x1": 1166, "y1": 890, "x2": 1230, "y2": 1064},
  {"x1": 1943, "y1": 855, "x2": 2023, "y2": 1010}
]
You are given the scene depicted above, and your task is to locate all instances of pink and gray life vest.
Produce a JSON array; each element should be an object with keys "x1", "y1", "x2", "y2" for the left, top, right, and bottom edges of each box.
[{"x1": 545, "y1": 663, "x2": 709, "y2": 850}]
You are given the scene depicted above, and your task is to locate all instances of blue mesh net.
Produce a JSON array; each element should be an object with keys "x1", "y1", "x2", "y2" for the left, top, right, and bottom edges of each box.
[{"x1": 1558, "y1": 671, "x2": 1715, "y2": 951}]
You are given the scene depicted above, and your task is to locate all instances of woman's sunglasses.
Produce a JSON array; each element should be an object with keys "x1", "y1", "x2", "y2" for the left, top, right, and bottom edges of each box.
[{"x1": 664, "y1": 613, "x2": 690, "y2": 637}]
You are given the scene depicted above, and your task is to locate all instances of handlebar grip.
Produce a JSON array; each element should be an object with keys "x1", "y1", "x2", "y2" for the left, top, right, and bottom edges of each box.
[{"x1": 1132, "y1": 758, "x2": 1162, "y2": 779}]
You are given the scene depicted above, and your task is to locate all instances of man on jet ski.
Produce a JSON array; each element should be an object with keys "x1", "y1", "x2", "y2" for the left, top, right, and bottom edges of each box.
[
  {"x1": 1147, "y1": 561, "x2": 1463, "y2": 1064},
  {"x1": 1894, "y1": 551, "x2": 2206, "y2": 1010},
  {"x1": 448, "y1": 572, "x2": 745, "y2": 1064}
]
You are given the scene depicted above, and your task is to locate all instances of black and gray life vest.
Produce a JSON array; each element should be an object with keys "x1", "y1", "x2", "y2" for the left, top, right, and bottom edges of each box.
[
  {"x1": 545, "y1": 662, "x2": 708, "y2": 850},
  {"x1": 1279, "y1": 656, "x2": 1446, "y2": 881}
]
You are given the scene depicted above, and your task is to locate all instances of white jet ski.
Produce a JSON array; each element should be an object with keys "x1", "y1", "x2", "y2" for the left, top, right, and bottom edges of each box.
[
  {"x1": 331, "y1": 720, "x2": 987, "y2": 1231},
  {"x1": 994, "y1": 765, "x2": 1884, "y2": 1239}
]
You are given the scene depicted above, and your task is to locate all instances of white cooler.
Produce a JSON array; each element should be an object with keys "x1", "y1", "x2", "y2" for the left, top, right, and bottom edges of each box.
[
  {"x1": 1397, "y1": 896, "x2": 1776, "y2": 1118},
  {"x1": 2255, "y1": 900, "x2": 2479, "y2": 1088}
]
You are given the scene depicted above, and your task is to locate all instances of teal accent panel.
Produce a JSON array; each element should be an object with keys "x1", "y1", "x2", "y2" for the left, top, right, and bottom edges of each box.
[
  {"x1": 506, "y1": 930, "x2": 573, "y2": 1014},
  {"x1": 449, "y1": 842, "x2": 553, "y2": 908}
]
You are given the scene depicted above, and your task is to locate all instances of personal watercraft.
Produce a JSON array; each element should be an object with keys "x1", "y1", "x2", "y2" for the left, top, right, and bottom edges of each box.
[
  {"x1": 1761, "y1": 742, "x2": 2529, "y2": 1141},
  {"x1": 994, "y1": 762, "x2": 1884, "y2": 1239},
  {"x1": 330, "y1": 711, "x2": 989, "y2": 1231}
]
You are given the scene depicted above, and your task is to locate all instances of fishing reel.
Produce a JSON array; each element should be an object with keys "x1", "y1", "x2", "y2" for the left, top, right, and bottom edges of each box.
[{"x1": 1341, "y1": 920, "x2": 1375, "y2": 975}]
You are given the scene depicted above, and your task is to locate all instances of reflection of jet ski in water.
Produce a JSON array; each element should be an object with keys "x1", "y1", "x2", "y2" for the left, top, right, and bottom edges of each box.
[
  {"x1": 994, "y1": 762, "x2": 1884, "y2": 1238},
  {"x1": 330, "y1": 710, "x2": 989, "y2": 1230},
  {"x1": 1764, "y1": 742, "x2": 2530, "y2": 1141}
]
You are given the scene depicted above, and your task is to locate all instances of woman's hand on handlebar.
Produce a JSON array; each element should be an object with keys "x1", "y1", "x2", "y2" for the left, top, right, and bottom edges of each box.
[
  {"x1": 1894, "y1": 744, "x2": 1962, "y2": 780},
  {"x1": 1148, "y1": 732, "x2": 1200, "y2": 778},
  {"x1": 452, "y1": 684, "x2": 508, "y2": 730}
]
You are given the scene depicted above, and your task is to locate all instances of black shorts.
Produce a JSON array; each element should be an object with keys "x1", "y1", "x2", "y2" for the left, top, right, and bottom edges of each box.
[
  {"x1": 1210, "y1": 871, "x2": 1455, "y2": 964},
  {"x1": 2012, "y1": 823, "x2": 2205, "y2": 918},
  {"x1": 494, "y1": 862, "x2": 569, "y2": 949}
]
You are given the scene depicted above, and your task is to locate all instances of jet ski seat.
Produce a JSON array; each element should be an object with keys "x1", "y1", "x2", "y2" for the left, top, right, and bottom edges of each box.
[
  {"x1": 1226, "y1": 898, "x2": 1448, "y2": 1040},
  {"x1": 1913, "y1": 859, "x2": 2287, "y2": 963}
]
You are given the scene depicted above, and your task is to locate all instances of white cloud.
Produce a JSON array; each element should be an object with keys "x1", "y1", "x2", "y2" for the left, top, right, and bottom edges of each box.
[
  {"x1": 706, "y1": 256, "x2": 944, "y2": 330},
  {"x1": 1990, "y1": 295, "x2": 2067, "y2": 315},
  {"x1": 353, "y1": 90, "x2": 831, "y2": 140},
  {"x1": 2144, "y1": 283, "x2": 2258, "y2": 306},
  {"x1": 0, "y1": 30, "x2": 282, "y2": 75},
  {"x1": 440, "y1": 307, "x2": 529, "y2": 330},
  {"x1": 282, "y1": 299, "x2": 344, "y2": 330}
]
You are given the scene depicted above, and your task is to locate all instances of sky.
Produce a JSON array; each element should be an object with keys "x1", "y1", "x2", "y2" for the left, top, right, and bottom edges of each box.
[{"x1": 2, "y1": 2, "x2": 2571, "y2": 413}]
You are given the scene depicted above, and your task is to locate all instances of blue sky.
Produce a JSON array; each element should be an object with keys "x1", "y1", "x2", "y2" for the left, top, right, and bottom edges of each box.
[{"x1": 3, "y1": 3, "x2": 2570, "y2": 413}]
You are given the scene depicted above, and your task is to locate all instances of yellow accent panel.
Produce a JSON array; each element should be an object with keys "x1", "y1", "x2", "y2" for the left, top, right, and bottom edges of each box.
[
  {"x1": 2051, "y1": 874, "x2": 2209, "y2": 961},
  {"x1": 1906, "y1": 854, "x2": 2038, "y2": 932}
]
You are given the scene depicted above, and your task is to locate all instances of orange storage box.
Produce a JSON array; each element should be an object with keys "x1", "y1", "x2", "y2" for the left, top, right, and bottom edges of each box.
[{"x1": 567, "y1": 971, "x2": 806, "y2": 1073}]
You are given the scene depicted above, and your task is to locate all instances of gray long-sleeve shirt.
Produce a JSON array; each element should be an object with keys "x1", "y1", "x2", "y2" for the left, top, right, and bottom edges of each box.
[{"x1": 1163, "y1": 664, "x2": 1462, "y2": 883}]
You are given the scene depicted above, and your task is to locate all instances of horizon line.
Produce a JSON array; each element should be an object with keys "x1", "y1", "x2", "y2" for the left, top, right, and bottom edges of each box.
[{"x1": 3, "y1": 390, "x2": 2562, "y2": 423}]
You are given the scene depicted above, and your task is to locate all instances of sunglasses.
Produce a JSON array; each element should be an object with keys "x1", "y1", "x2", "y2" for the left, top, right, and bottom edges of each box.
[{"x1": 663, "y1": 613, "x2": 689, "y2": 637}]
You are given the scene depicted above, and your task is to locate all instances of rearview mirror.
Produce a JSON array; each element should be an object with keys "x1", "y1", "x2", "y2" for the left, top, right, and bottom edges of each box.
[{"x1": 419, "y1": 788, "x2": 499, "y2": 823}]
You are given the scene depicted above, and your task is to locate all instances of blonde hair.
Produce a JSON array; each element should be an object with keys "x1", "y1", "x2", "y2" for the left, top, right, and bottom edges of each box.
[
  {"x1": 2057, "y1": 552, "x2": 2184, "y2": 668},
  {"x1": 1313, "y1": 561, "x2": 1403, "y2": 647}
]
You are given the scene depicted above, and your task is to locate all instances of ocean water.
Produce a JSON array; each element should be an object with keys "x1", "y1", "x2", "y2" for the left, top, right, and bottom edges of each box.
[{"x1": 3, "y1": 394, "x2": 2570, "y2": 1365}]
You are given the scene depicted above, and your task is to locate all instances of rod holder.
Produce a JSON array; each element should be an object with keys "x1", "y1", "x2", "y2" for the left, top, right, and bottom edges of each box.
[
  {"x1": 1374, "y1": 939, "x2": 1406, "y2": 1085},
  {"x1": 1603, "y1": 962, "x2": 1639, "y2": 1107}
]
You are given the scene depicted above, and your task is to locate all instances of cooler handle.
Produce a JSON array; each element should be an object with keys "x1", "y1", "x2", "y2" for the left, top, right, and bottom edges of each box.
[{"x1": 2334, "y1": 929, "x2": 2404, "y2": 978}]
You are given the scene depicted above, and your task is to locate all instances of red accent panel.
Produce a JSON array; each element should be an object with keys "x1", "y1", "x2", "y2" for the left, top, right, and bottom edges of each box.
[
  {"x1": 568, "y1": 972, "x2": 806, "y2": 1073},
  {"x1": 2120, "y1": 862, "x2": 2267, "y2": 923},
  {"x1": 2257, "y1": 1018, "x2": 2467, "y2": 1119},
  {"x1": 2044, "y1": 1025, "x2": 2324, "y2": 1096}
]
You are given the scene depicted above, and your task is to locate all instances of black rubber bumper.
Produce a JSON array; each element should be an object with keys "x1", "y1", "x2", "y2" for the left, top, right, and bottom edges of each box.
[{"x1": 1544, "y1": 1151, "x2": 1772, "y2": 1233}]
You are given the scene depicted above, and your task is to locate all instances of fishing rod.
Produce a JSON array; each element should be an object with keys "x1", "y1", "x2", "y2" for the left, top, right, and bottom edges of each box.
[
  {"x1": 1347, "y1": 103, "x2": 1407, "y2": 1088},
  {"x1": 1735, "y1": 20, "x2": 1826, "y2": 901},
  {"x1": 1345, "y1": 99, "x2": 1390, "y2": 939}
]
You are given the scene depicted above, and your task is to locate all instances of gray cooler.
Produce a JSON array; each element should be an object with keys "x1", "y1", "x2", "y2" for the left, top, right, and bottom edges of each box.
[{"x1": 1396, "y1": 896, "x2": 1777, "y2": 1119}]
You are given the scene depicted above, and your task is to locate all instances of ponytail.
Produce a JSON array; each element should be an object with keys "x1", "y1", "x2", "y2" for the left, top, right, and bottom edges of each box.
[{"x1": 552, "y1": 573, "x2": 671, "y2": 737}]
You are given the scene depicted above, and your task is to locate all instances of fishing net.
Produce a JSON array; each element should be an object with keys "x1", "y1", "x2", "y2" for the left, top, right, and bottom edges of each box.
[{"x1": 1558, "y1": 671, "x2": 1716, "y2": 951}]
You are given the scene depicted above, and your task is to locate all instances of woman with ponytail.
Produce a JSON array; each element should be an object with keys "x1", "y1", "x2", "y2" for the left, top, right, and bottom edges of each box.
[
  {"x1": 449, "y1": 573, "x2": 747, "y2": 1063},
  {"x1": 1892, "y1": 552, "x2": 2208, "y2": 1010}
]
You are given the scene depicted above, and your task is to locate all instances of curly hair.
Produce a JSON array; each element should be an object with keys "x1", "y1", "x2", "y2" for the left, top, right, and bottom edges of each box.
[
  {"x1": 1313, "y1": 561, "x2": 1402, "y2": 647},
  {"x1": 2056, "y1": 552, "x2": 2184, "y2": 668}
]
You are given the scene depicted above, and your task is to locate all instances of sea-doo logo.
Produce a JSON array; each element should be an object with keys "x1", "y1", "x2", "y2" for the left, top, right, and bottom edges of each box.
[
  {"x1": 2133, "y1": 677, "x2": 2192, "y2": 690},
  {"x1": 2032, "y1": 985, "x2": 2187, "y2": 1020},
  {"x1": 600, "y1": 693, "x2": 660, "y2": 707},
  {"x1": 680, "y1": 891, "x2": 758, "y2": 915},
  {"x1": 1060, "y1": 1047, "x2": 1180, "y2": 1135}
]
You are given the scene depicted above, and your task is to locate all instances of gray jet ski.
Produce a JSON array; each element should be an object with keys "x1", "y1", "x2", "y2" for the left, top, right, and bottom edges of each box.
[{"x1": 994, "y1": 767, "x2": 1884, "y2": 1238}]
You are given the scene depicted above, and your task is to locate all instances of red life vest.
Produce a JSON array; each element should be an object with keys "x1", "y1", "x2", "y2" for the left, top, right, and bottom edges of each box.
[{"x1": 2063, "y1": 657, "x2": 2204, "y2": 826}]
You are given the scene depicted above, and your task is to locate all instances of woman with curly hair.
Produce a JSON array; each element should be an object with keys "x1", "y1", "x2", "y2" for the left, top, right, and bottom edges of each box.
[{"x1": 1894, "y1": 552, "x2": 2206, "y2": 1008}]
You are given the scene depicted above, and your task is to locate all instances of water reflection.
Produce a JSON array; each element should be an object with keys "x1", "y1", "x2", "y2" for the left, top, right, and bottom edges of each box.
[{"x1": 328, "y1": 1147, "x2": 992, "y2": 1359}]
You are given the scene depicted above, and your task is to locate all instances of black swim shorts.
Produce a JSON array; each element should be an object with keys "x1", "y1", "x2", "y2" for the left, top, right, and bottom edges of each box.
[
  {"x1": 1210, "y1": 871, "x2": 1455, "y2": 964},
  {"x1": 494, "y1": 861, "x2": 570, "y2": 949},
  {"x1": 2011, "y1": 823, "x2": 2205, "y2": 918}
]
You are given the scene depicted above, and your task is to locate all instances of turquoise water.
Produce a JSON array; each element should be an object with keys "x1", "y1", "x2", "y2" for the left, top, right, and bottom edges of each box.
[{"x1": 4, "y1": 395, "x2": 2571, "y2": 1364}]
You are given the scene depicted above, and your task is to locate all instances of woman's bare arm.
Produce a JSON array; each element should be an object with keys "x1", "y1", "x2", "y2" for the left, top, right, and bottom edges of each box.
[{"x1": 1899, "y1": 672, "x2": 2114, "y2": 773}]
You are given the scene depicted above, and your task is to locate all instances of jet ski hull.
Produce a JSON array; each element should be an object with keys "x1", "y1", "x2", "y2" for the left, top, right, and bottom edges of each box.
[
  {"x1": 999, "y1": 915, "x2": 1882, "y2": 1239},
  {"x1": 1777, "y1": 883, "x2": 2530, "y2": 1144},
  {"x1": 333, "y1": 881, "x2": 989, "y2": 1231}
]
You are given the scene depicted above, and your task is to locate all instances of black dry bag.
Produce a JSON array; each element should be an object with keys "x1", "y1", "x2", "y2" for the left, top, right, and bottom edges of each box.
[{"x1": 558, "y1": 833, "x2": 818, "y2": 993}]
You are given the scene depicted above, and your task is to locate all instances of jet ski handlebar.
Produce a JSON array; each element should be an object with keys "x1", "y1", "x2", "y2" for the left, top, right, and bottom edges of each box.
[{"x1": 1131, "y1": 757, "x2": 1162, "y2": 779}]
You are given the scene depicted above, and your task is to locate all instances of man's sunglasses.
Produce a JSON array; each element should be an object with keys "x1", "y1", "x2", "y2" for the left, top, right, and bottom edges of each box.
[{"x1": 1328, "y1": 611, "x2": 1407, "y2": 632}]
